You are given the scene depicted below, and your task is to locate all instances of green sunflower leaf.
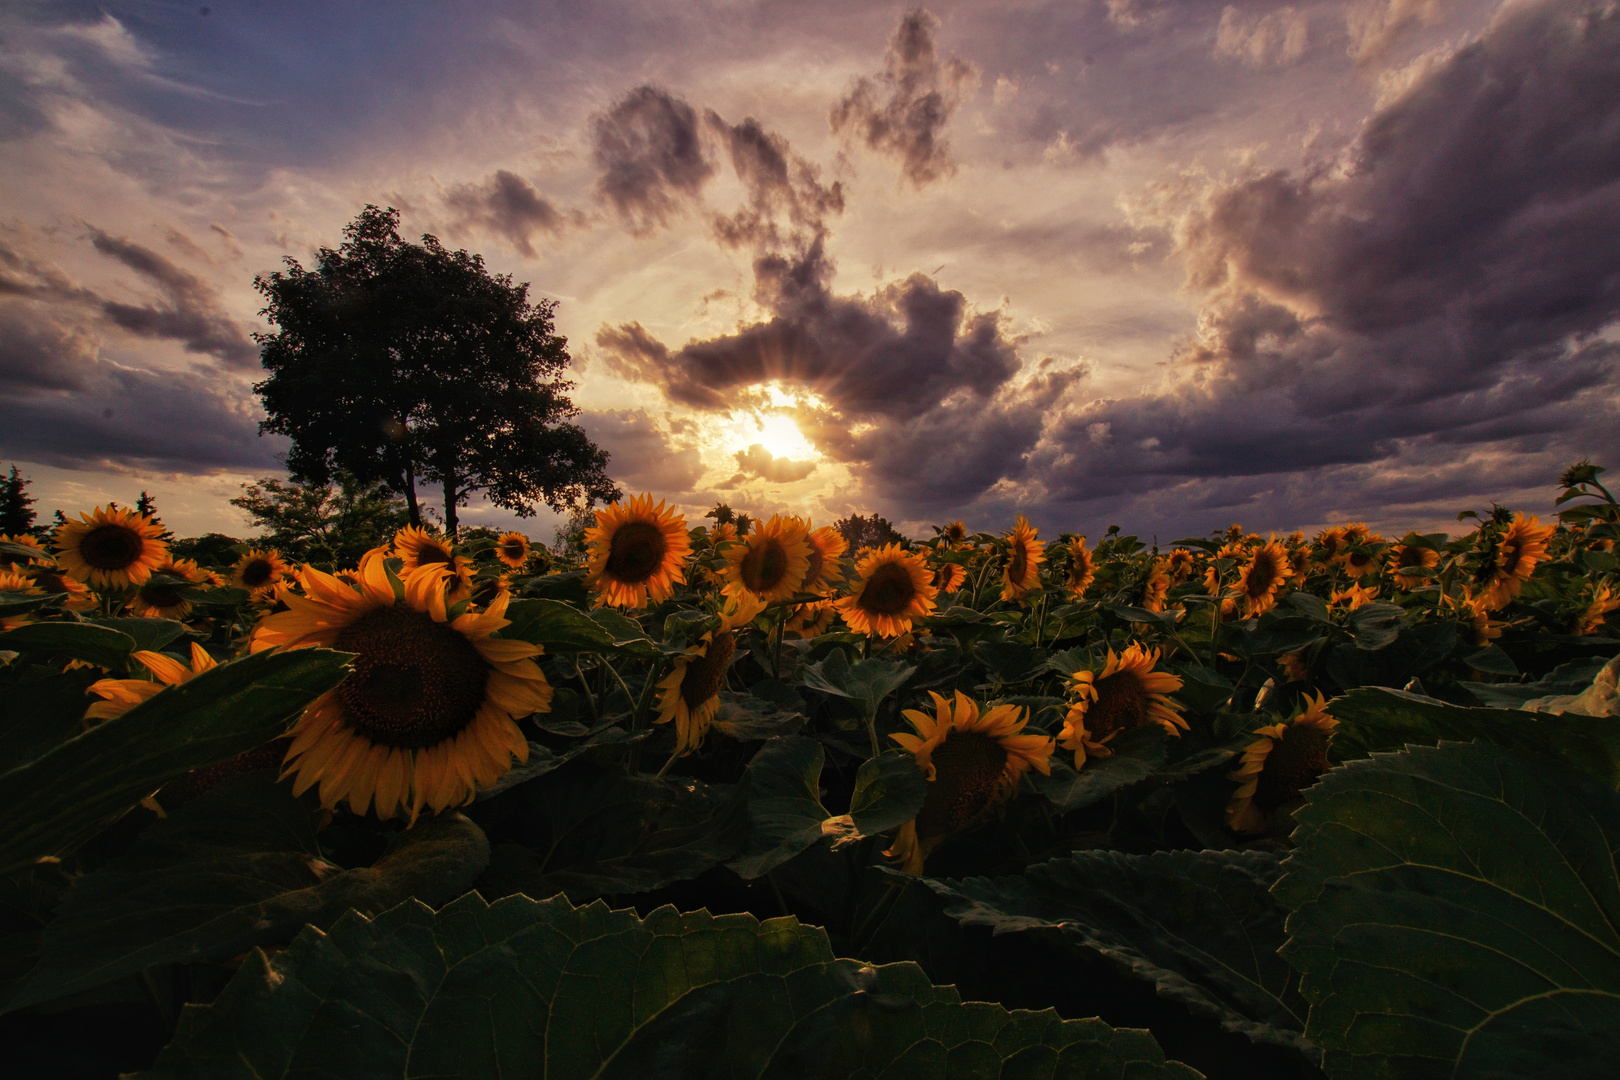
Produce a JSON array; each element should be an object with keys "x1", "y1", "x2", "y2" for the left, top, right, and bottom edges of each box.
[
  {"x1": 0, "y1": 647, "x2": 352, "y2": 875},
  {"x1": 0, "y1": 591, "x2": 64, "y2": 618},
  {"x1": 86, "y1": 615, "x2": 190, "y2": 655},
  {"x1": 1326, "y1": 685, "x2": 1620, "y2": 788},
  {"x1": 1276, "y1": 740, "x2": 1620, "y2": 1079},
  {"x1": 847, "y1": 749, "x2": 928, "y2": 836},
  {"x1": 3, "y1": 771, "x2": 488, "y2": 1012},
  {"x1": 137, "y1": 891, "x2": 1201, "y2": 1080},
  {"x1": 0, "y1": 620, "x2": 137, "y2": 671},
  {"x1": 0, "y1": 668, "x2": 98, "y2": 775},
  {"x1": 1032, "y1": 725, "x2": 1168, "y2": 812},
  {"x1": 796, "y1": 648, "x2": 916, "y2": 715},
  {"x1": 918, "y1": 848, "x2": 1314, "y2": 1058},
  {"x1": 501, "y1": 597, "x2": 617, "y2": 652},
  {"x1": 728, "y1": 735, "x2": 834, "y2": 879}
]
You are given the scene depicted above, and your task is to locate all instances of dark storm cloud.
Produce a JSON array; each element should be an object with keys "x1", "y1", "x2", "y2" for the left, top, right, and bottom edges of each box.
[
  {"x1": 85, "y1": 228, "x2": 258, "y2": 368},
  {"x1": 1025, "y1": 0, "x2": 1620, "y2": 521},
  {"x1": 732, "y1": 443, "x2": 816, "y2": 485},
  {"x1": 704, "y1": 111, "x2": 844, "y2": 249},
  {"x1": 829, "y1": 8, "x2": 978, "y2": 187},
  {"x1": 443, "y1": 169, "x2": 571, "y2": 257},
  {"x1": 576, "y1": 409, "x2": 704, "y2": 494},
  {"x1": 591, "y1": 85, "x2": 716, "y2": 236},
  {"x1": 0, "y1": 303, "x2": 98, "y2": 395},
  {"x1": 598, "y1": 236, "x2": 1028, "y2": 421}
]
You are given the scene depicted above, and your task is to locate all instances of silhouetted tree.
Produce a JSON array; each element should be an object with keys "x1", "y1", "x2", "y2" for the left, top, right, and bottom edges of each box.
[
  {"x1": 254, "y1": 206, "x2": 619, "y2": 537},
  {"x1": 834, "y1": 513, "x2": 905, "y2": 552},
  {"x1": 231, "y1": 472, "x2": 410, "y2": 568},
  {"x1": 0, "y1": 466, "x2": 37, "y2": 536}
]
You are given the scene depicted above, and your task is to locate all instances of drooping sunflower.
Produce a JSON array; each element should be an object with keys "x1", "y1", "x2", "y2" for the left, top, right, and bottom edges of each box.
[
  {"x1": 1139, "y1": 558, "x2": 1172, "y2": 613},
  {"x1": 1277, "y1": 649, "x2": 1308, "y2": 683},
  {"x1": 128, "y1": 558, "x2": 211, "y2": 620},
  {"x1": 1575, "y1": 583, "x2": 1620, "y2": 636},
  {"x1": 1066, "y1": 537, "x2": 1096, "y2": 598},
  {"x1": 1234, "y1": 539, "x2": 1291, "y2": 618},
  {"x1": 723, "y1": 514, "x2": 812, "y2": 601},
  {"x1": 1000, "y1": 515, "x2": 1045, "y2": 602},
  {"x1": 584, "y1": 494, "x2": 691, "y2": 608},
  {"x1": 1387, "y1": 543, "x2": 1439, "y2": 589},
  {"x1": 232, "y1": 548, "x2": 291, "y2": 601},
  {"x1": 836, "y1": 544, "x2": 938, "y2": 638},
  {"x1": 54, "y1": 505, "x2": 169, "y2": 589},
  {"x1": 1226, "y1": 693, "x2": 1337, "y2": 834},
  {"x1": 932, "y1": 563, "x2": 967, "y2": 594},
  {"x1": 251, "y1": 560, "x2": 552, "y2": 821},
  {"x1": 495, "y1": 532, "x2": 531, "y2": 570},
  {"x1": 886, "y1": 691, "x2": 1053, "y2": 875},
  {"x1": 1475, "y1": 514, "x2": 1555, "y2": 610},
  {"x1": 799, "y1": 522, "x2": 848, "y2": 594},
  {"x1": 86, "y1": 643, "x2": 218, "y2": 723},
  {"x1": 653, "y1": 597, "x2": 762, "y2": 756},
  {"x1": 785, "y1": 597, "x2": 837, "y2": 638},
  {"x1": 392, "y1": 526, "x2": 474, "y2": 599},
  {"x1": 1059, "y1": 644, "x2": 1187, "y2": 769}
]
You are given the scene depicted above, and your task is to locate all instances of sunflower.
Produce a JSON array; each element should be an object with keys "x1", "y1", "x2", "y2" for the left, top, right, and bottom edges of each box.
[
  {"x1": 127, "y1": 558, "x2": 210, "y2": 620},
  {"x1": 1226, "y1": 693, "x2": 1337, "y2": 834},
  {"x1": 1328, "y1": 584, "x2": 1379, "y2": 611},
  {"x1": 1277, "y1": 650, "x2": 1308, "y2": 683},
  {"x1": 1311, "y1": 526, "x2": 1346, "y2": 567},
  {"x1": 251, "y1": 560, "x2": 551, "y2": 822},
  {"x1": 723, "y1": 514, "x2": 812, "y2": 601},
  {"x1": 785, "y1": 597, "x2": 837, "y2": 638},
  {"x1": 707, "y1": 521, "x2": 738, "y2": 546},
  {"x1": 836, "y1": 544, "x2": 938, "y2": 638},
  {"x1": 1137, "y1": 558, "x2": 1172, "y2": 612},
  {"x1": 1000, "y1": 515, "x2": 1045, "y2": 601},
  {"x1": 1064, "y1": 537, "x2": 1096, "y2": 598},
  {"x1": 941, "y1": 521, "x2": 970, "y2": 549},
  {"x1": 584, "y1": 494, "x2": 691, "y2": 609},
  {"x1": 85, "y1": 643, "x2": 218, "y2": 723},
  {"x1": 1059, "y1": 644, "x2": 1187, "y2": 769},
  {"x1": 1340, "y1": 544, "x2": 1382, "y2": 580},
  {"x1": 886, "y1": 691, "x2": 1053, "y2": 875},
  {"x1": 54, "y1": 505, "x2": 168, "y2": 590},
  {"x1": 392, "y1": 526, "x2": 474, "y2": 599},
  {"x1": 932, "y1": 563, "x2": 967, "y2": 594},
  {"x1": 653, "y1": 598, "x2": 761, "y2": 756},
  {"x1": 1475, "y1": 514, "x2": 1555, "y2": 610},
  {"x1": 1575, "y1": 583, "x2": 1620, "y2": 636},
  {"x1": 799, "y1": 522, "x2": 848, "y2": 594},
  {"x1": 0, "y1": 568, "x2": 38, "y2": 630},
  {"x1": 1234, "y1": 539, "x2": 1291, "y2": 618},
  {"x1": 1165, "y1": 548, "x2": 1196, "y2": 585},
  {"x1": 232, "y1": 548, "x2": 291, "y2": 601},
  {"x1": 0, "y1": 533, "x2": 50, "y2": 565},
  {"x1": 495, "y1": 532, "x2": 531, "y2": 570},
  {"x1": 1387, "y1": 543, "x2": 1439, "y2": 589},
  {"x1": 1447, "y1": 589, "x2": 1503, "y2": 647},
  {"x1": 23, "y1": 565, "x2": 96, "y2": 611}
]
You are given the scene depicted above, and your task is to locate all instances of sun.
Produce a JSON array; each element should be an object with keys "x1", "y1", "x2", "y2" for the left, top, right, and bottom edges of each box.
[{"x1": 751, "y1": 413, "x2": 816, "y2": 460}]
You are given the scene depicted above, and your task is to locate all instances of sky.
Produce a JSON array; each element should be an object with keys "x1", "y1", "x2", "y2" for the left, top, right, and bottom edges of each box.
[{"x1": 2, "y1": 0, "x2": 1617, "y2": 544}]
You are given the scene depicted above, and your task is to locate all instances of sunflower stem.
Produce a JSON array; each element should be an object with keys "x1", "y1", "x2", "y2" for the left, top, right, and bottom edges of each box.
[
  {"x1": 573, "y1": 657, "x2": 598, "y2": 722},
  {"x1": 652, "y1": 750, "x2": 681, "y2": 780},
  {"x1": 853, "y1": 879, "x2": 909, "y2": 953},
  {"x1": 771, "y1": 606, "x2": 786, "y2": 680},
  {"x1": 600, "y1": 657, "x2": 635, "y2": 716}
]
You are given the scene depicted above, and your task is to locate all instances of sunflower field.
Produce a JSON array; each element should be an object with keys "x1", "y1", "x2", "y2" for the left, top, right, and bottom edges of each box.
[{"x1": 5, "y1": 463, "x2": 1620, "y2": 1079}]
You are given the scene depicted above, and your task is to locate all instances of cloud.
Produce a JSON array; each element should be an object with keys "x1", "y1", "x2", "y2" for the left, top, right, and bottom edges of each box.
[
  {"x1": 705, "y1": 111, "x2": 844, "y2": 250},
  {"x1": 591, "y1": 85, "x2": 715, "y2": 236},
  {"x1": 732, "y1": 443, "x2": 816, "y2": 484},
  {"x1": 443, "y1": 169, "x2": 570, "y2": 257},
  {"x1": 576, "y1": 408, "x2": 704, "y2": 494},
  {"x1": 84, "y1": 227, "x2": 258, "y2": 368},
  {"x1": 1346, "y1": 0, "x2": 1444, "y2": 67},
  {"x1": 1022, "y1": 0, "x2": 1620, "y2": 523},
  {"x1": 0, "y1": 302, "x2": 98, "y2": 395},
  {"x1": 829, "y1": 8, "x2": 978, "y2": 187},
  {"x1": 1213, "y1": 6, "x2": 1310, "y2": 68}
]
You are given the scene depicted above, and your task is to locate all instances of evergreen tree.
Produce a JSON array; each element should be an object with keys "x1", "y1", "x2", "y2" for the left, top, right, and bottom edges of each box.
[{"x1": 0, "y1": 466, "x2": 37, "y2": 536}]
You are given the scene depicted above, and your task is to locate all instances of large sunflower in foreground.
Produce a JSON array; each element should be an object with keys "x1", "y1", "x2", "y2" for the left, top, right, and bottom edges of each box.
[
  {"x1": 723, "y1": 514, "x2": 812, "y2": 601},
  {"x1": 1234, "y1": 539, "x2": 1291, "y2": 618},
  {"x1": 251, "y1": 560, "x2": 551, "y2": 822},
  {"x1": 1059, "y1": 644, "x2": 1187, "y2": 769},
  {"x1": 1000, "y1": 516, "x2": 1045, "y2": 601},
  {"x1": 1066, "y1": 537, "x2": 1096, "y2": 598},
  {"x1": 654, "y1": 596, "x2": 763, "y2": 756},
  {"x1": 127, "y1": 558, "x2": 210, "y2": 620},
  {"x1": 886, "y1": 691, "x2": 1053, "y2": 875},
  {"x1": 1475, "y1": 513, "x2": 1555, "y2": 610},
  {"x1": 54, "y1": 505, "x2": 169, "y2": 589},
  {"x1": 495, "y1": 532, "x2": 531, "y2": 570},
  {"x1": 585, "y1": 494, "x2": 691, "y2": 609},
  {"x1": 1226, "y1": 693, "x2": 1337, "y2": 834},
  {"x1": 836, "y1": 544, "x2": 938, "y2": 637},
  {"x1": 232, "y1": 548, "x2": 291, "y2": 601},
  {"x1": 392, "y1": 526, "x2": 474, "y2": 598},
  {"x1": 1387, "y1": 543, "x2": 1439, "y2": 589}
]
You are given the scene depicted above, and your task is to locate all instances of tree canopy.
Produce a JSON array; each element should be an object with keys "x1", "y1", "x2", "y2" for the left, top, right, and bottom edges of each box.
[
  {"x1": 230, "y1": 471, "x2": 411, "y2": 568},
  {"x1": 254, "y1": 206, "x2": 618, "y2": 535}
]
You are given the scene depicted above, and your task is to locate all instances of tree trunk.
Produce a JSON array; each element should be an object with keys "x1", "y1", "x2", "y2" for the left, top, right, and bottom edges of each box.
[
  {"x1": 401, "y1": 460, "x2": 421, "y2": 527},
  {"x1": 443, "y1": 471, "x2": 459, "y2": 540}
]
